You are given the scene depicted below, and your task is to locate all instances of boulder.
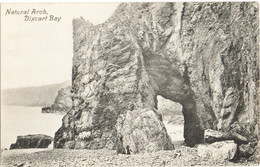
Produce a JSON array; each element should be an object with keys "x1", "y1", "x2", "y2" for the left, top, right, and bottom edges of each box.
[
  {"x1": 239, "y1": 142, "x2": 257, "y2": 158},
  {"x1": 204, "y1": 129, "x2": 248, "y2": 144},
  {"x1": 198, "y1": 140, "x2": 237, "y2": 162},
  {"x1": 248, "y1": 141, "x2": 260, "y2": 162},
  {"x1": 10, "y1": 134, "x2": 53, "y2": 149},
  {"x1": 42, "y1": 106, "x2": 52, "y2": 113}
]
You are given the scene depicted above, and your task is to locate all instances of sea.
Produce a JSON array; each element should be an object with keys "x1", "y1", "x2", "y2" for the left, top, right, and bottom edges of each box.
[
  {"x1": 1, "y1": 106, "x2": 184, "y2": 149},
  {"x1": 1, "y1": 106, "x2": 64, "y2": 149}
]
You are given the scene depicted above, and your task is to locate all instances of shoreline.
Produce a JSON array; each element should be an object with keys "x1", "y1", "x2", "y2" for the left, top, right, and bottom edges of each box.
[{"x1": 1, "y1": 146, "x2": 258, "y2": 167}]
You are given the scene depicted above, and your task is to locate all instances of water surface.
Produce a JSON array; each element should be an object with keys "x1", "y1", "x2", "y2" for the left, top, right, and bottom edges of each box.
[{"x1": 1, "y1": 106, "x2": 64, "y2": 149}]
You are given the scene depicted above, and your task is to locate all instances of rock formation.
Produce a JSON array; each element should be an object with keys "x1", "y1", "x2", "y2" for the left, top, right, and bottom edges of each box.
[
  {"x1": 2, "y1": 80, "x2": 70, "y2": 107},
  {"x1": 204, "y1": 129, "x2": 248, "y2": 144},
  {"x1": 54, "y1": 2, "x2": 259, "y2": 155},
  {"x1": 10, "y1": 134, "x2": 53, "y2": 149},
  {"x1": 42, "y1": 86, "x2": 72, "y2": 114},
  {"x1": 198, "y1": 140, "x2": 237, "y2": 162},
  {"x1": 157, "y1": 95, "x2": 184, "y2": 125}
]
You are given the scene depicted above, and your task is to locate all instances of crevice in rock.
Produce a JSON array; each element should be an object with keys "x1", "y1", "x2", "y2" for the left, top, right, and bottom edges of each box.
[{"x1": 54, "y1": 2, "x2": 259, "y2": 156}]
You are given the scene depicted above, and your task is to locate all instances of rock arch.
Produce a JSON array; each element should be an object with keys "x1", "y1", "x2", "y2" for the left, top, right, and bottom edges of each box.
[
  {"x1": 142, "y1": 49, "x2": 205, "y2": 146},
  {"x1": 54, "y1": 2, "x2": 259, "y2": 154}
]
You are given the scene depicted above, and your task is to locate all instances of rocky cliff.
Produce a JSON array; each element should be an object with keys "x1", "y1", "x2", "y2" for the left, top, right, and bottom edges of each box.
[
  {"x1": 55, "y1": 2, "x2": 259, "y2": 155},
  {"x1": 42, "y1": 86, "x2": 72, "y2": 114},
  {"x1": 2, "y1": 81, "x2": 70, "y2": 107}
]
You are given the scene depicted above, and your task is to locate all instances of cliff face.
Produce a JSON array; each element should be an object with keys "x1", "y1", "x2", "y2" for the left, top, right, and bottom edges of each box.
[
  {"x1": 42, "y1": 86, "x2": 72, "y2": 114},
  {"x1": 2, "y1": 81, "x2": 70, "y2": 107},
  {"x1": 55, "y1": 2, "x2": 259, "y2": 154}
]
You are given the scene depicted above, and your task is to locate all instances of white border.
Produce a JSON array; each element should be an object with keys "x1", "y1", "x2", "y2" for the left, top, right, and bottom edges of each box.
[{"x1": 0, "y1": 0, "x2": 259, "y2": 3}]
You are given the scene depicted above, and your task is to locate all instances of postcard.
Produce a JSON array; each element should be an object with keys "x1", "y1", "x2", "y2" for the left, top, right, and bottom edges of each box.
[{"x1": 1, "y1": 2, "x2": 259, "y2": 166}]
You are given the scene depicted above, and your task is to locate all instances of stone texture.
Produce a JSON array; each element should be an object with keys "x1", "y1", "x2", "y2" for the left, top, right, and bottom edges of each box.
[
  {"x1": 157, "y1": 95, "x2": 184, "y2": 125},
  {"x1": 198, "y1": 140, "x2": 237, "y2": 162},
  {"x1": 10, "y1": 134, "x2": 53, "y2": 149},
  {"x1": 42, "y1": 86, "x2": 72, "y2": 114},
  {"x1": 54, "y1": 2, "x2": 259, "y2": 154},
  {"x1": 204, "y1": 129, "x2": 248, "y2": 144},
  {"x1": 239, "y1": 142, "x2": 257, "y2": 158}
]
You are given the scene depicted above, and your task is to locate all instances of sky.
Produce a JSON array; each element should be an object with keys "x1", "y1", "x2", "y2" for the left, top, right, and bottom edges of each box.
[{"x1": 1, "y1": 3, "x2": 120, "y2": 89}]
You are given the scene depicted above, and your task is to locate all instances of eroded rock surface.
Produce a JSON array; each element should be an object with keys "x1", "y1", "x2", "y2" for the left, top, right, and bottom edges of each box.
[
  {"x1": 10, "y1": 134, "x2": 53, "y2": 149},
  {"x1": 55, "y1": 2, "x2": 259, "y2": 154},
  {"x1": 42, "y1": 86, "x2": 72, "y2": 114},
  {"x1": 204, "y1": 129, "x2": 248, "y2": 144},
  {"x1": 198, "y1": 140, "x2": 237, "y2": 162},
  {"x1": 157, "y1": 95, "x2": 183, "y2": 125}
]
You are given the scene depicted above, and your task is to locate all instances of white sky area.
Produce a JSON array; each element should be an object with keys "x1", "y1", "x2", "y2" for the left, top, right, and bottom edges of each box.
[{"x1": 1, "y1": 3, "x2": 120, "y2": 89}]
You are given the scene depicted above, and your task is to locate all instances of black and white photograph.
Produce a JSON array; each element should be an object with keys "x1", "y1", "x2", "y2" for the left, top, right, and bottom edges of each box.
[{"x1": 1, "y1": 1, "x2": 259, "y2": 166}]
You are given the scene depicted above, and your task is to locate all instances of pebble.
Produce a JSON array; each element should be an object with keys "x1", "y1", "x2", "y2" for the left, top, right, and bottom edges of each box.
[{"x1": 1, "y1": 147, "x2": 258, "y2": 167}]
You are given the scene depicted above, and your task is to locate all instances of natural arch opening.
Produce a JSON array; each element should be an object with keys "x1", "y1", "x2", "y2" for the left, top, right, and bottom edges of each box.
[
  {"x1": 142, "y1": 49, "x2": 205, "y2": 147},
  {"x1": 157, "y1": 95, "x2": 184, "y2": 147}
]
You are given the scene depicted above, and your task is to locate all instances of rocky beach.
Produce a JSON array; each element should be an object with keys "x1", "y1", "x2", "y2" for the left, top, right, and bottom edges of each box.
[
  {"x1": 1, "y1": 145, "x2": 259, "y2": 167},
  {"x1": 1, "y1": 116, "x2": 259, "y2": 166}
]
